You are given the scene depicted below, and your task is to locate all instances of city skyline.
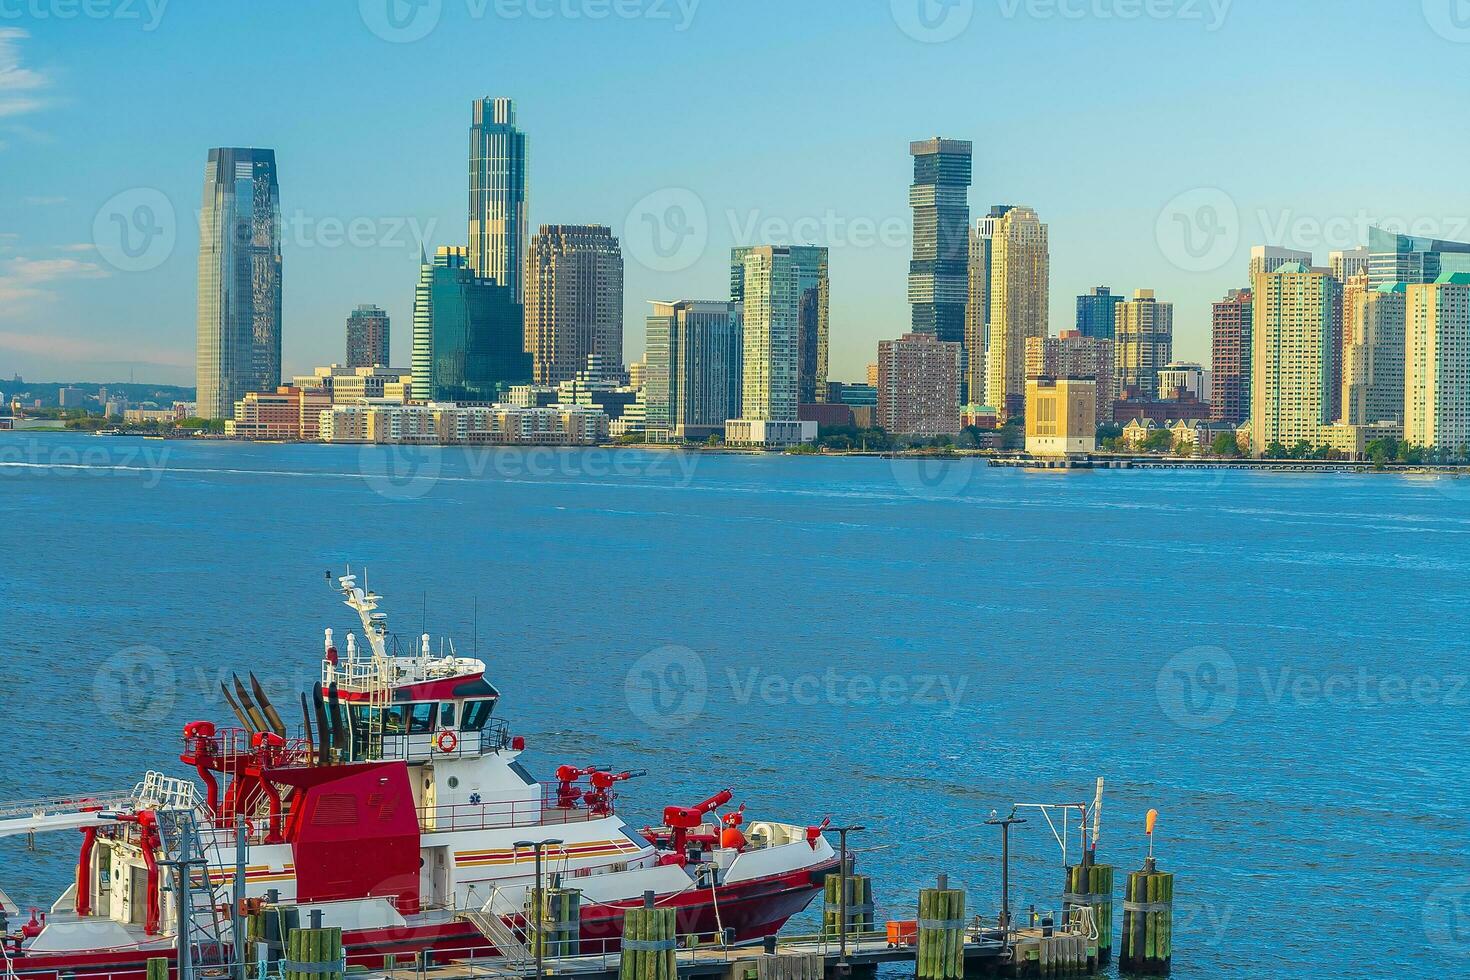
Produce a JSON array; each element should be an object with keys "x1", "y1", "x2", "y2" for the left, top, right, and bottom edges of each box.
[{"x1": 6, "y1": 3, "x2": 1470, "y2": 385}]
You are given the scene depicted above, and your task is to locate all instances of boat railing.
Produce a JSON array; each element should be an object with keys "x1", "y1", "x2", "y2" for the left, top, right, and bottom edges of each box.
[
  {"x1": 418, "y1": 791, "x2": 609, "y2": 833},
  {"x1": 0, "y1": 790, "x2": 135, "y2": 822},
  {"x1": 377, "y1": 721, "x2": 511, "y2": 762}
]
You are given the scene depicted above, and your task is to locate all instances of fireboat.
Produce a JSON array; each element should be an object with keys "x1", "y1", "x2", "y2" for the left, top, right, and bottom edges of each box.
[{"x1": 0, "y1": 573, "x2": 840, "y2": 980}]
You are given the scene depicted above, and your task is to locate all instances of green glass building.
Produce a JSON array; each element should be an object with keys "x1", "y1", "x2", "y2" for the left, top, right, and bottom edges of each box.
[{"x1": 411, "y1": 246, "x2": 532, "y2": 403}]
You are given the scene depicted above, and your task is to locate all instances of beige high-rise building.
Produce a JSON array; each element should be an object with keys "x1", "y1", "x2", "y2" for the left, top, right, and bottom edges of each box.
[
  {"x1": 1251, "y1": 263, "x2": 1339, "y2": 455},
  {"x1": 1249, "y1": 246, "x2": 1313, "y2": 280},
  {"x1": 1330, "y1": 247, "x2": 1372, "y2": 283},
  {"x1": 1114, "y1": 290, "x2": 1174, "y2": 399},
  {"x1": 965, "y1": 206, "x2": 1011, "y2": 406},
  {"x1": 985, "y1": 206, "x2": 1049, "y2": 420},
  {"x1": 524, "y1": 225, "x2": 624, "y2": 385},
  {"x1": 1341, "y1": 281, "x2": 1405, "y2": 427},
  {"x1": 1024, "y1": 378, "x2": 1097, "y2": 456},
  {"x1": 1405, "y1": 274, "x2": 1470, "y2": 452}
]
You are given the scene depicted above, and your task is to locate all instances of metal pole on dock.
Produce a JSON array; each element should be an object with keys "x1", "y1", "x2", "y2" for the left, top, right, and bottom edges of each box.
[
  {"x1": 985, "y1": 809, "x2": 1026, "y2": 933},
  {"x1": 830, "y1": 825, "x2": 865, "y2": 972},
  {"x1": 514, "y1": 838, "x2": 563, "y2": 980},
  {"x1": 234, "y1": 814, "x2": 247, "y2": 980}
]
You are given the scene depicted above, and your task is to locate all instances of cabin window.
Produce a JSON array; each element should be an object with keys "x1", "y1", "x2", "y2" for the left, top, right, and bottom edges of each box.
[
  {"x1": 408, "y1": 702, "x2": 436, "y2": 735},
  {"x1": 440, "y1": 702, "x2": 456, "y2": 728},
  {"x1": 460, "y1": 699, "x2": 494, "y2": 732},
  {"x1": 382, "y1": 704, "x2": 407, "y2": 735}
]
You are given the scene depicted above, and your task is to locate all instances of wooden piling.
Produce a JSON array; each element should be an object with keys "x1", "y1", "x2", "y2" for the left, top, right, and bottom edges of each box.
[
  {"x1": 619, "y1": 903, "x2": 676, "y2": 980},
  {"x1": 145, "y1": 958, "x2": 169, "y2": 980},
  {"x1": 1062, "y1": 861, "x2": 1113, "y2": 962},
  {"x1": 916, "y1": 882, "x2": 964, "y2": 980},
  {"x1": 822, "y1": 868, "x2": 873, "y2": 937},
  {"x1": 284, "y1": 927, "x2": 344, "y2": 980},
  {"x1": 1119, "y1": 858, "x2": 1172, "y2": 975}
]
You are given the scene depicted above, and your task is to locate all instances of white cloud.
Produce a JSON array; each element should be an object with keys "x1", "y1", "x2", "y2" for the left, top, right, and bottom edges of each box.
[
  {"x1": 0, "y1": 255, "x2": 110, "y2": 308},
  {"x1": 0, "y1": 28, "x2": 47, "y2": 119}
]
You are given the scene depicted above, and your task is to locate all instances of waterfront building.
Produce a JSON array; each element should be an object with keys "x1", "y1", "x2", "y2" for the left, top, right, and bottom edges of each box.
[
  {"x1": 1250, "y1": 263, "x2": 1339, "y2": 455},
  {"x1": 411, "y1": 246, "x2": 532, "y2": 403},
  {"x1": 964, "y1": 207, "x2": 1013, "y2": 404},
  {"x1": 1076, "y1": 286, "x2": 1123, "y2": 340},
  {"x1": 1249, "y1": 245, "x2": 1313, "y2": 280},
  {"x1": 644, "y1": 300, "x2": 742, "y2": 442},
  {"x1": 1114, "y1": 289, "x2": 1174, "y2": 399},
  {"x1": 1211, "y1": 288, "x2": 1252, "y2": 425},
  {"x1": 731, "y1": 245, "x2": 828, "y2": 405},
  {"x1": 196, "y1": 147, "x2": 282, "y2": 419},
  {"x1": 468, "y1": 97, "x2": 528, "y2": 301},
  {"x1": 1368, "y1": 226, "x2": 1470, "y2": 287},
  {"x1": 877, "y1": 332, "x2": 962, "y2": 437},
  {"x1": 1342, "y1": 282, "x2": 1406, "y2": 427},
  {"x1": 294, "y1": 364, "x2": 412, "y2": 404},
  {"x1": 1024, "y1": 378, "x2": 1096, "y2": 456},
  {"x1": 908, "y1": 138, "x2": 972, "y2": 346},
  {"x1": 1405, "y1": 273, "x2": 1470, "y2": 452},
  {"x1": 1025, "y1": 330, "x2": 1114, "y2": 426},
  {"x1": 226, "y1": 386, "x2": 330, "y2": 441},
  {"x1": 346, "y1": 305, "x2": 390, "y2": 368},
  {"x1": 320, "y1": 402, "x2": 608, "y2": 445},
  {"x1": 524, "y1": 225, "x2": 624, "y2": 386},
  {"x1": 728, "y1": 246, "x2": 828, "y2": 438},
  {"x1": 723, "y1": 418, "x2": 816, "y2": 448},
  {"x1": 1329, "y1": 247, "x2": 1372, "y2": 283},
  {"x1": 985, "y1": 206, "x2": 1049, "y2": 420}
]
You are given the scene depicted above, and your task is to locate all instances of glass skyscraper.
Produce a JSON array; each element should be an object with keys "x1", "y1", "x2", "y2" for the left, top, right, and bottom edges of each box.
[
  {"x1": 469, "y1": 97, "x2": 528, "y2": 302},
  {"x1": 196, "y1": 147, "x2": 282, "y2": 419},
  {"x1": 731, "y1": 245, "x2": 828, "y2": 405},
  {"x1": 1076, "y1": 286, "x2": 1123, "y2": 340},
  {"x1": 411, "y1": 246, "x2": 532, "y2": 403},
  {"x1": 1368, "y1": 225, "x2": 1470, "y2": 286},
  {"x1": 908, "y1": 138, "x2": 973, "y2": 345},
  {"x1": 644, "y1": 300, "x2": 742, "y2": 441}
]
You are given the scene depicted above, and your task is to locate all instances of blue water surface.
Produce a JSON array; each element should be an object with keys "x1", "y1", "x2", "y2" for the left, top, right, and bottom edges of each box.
[{"x1": 1, "y1": 432, "x2": 1466, "y2": 978}]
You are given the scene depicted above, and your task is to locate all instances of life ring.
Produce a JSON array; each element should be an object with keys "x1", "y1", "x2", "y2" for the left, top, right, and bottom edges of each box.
[{"x1": 435, "y1": 730, "x2": 459, "y2": 754}]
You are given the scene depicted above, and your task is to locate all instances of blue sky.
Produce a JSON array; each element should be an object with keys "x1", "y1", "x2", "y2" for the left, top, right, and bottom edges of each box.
[{"x1": 3, "y1": 0, "x2": 1470, "y2": 386}]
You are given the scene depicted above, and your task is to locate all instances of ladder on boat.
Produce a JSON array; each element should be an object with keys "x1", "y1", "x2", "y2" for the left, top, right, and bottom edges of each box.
[
  {"x1": 455, "y1": 887, "x2": 533, "y2": 966},
  {"x1": 153, "y1": 806, "x2": 234, "y2": 978}
]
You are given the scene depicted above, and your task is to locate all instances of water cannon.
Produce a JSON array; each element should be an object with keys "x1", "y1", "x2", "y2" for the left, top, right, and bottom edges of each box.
[
  {"x1": 720, "y1": 803, "x2": 748, "y2": 850},
  {"x1": 663, "y1": 789, "x2": 733, "y2": 829},
  {"x1": 805, "y1": 817, "x2": 831, "y2": 848},
  {"x1": 554, "y1": 765, "x2": 604, "y2": 808},
  {"x1": 583, "y1": 770, "x2": 645, "y2": 817}
]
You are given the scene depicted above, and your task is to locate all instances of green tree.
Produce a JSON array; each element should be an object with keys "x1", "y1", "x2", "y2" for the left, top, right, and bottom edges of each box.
[
  {"x1": 1210, "y1": 432, "x2": 1240, "y2": 457},
  {"x1": 1142, "y1": 430, "x2": 1173, "y2": 453}
]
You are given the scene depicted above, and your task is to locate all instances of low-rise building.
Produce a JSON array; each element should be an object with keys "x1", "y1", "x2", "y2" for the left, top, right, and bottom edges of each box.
[
  {"x1": 319, "y1": 402, "x2": 609, "y2": 446},
  {"x1": 724, "y1": 418, "x2": 817, "y2": 448},
  {"x1": 1024, "y1": 378, "x2": 1096, "y2": 456},
  {"x1": 226, "y1": 386, "x2": 331, "y2": 440}
]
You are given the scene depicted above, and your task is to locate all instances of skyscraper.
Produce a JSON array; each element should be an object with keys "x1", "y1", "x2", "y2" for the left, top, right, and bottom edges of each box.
[
  {"x1": 1329, "y1": 247, "x2": 1372, "y2": 283},
  {"x1": 908, "y1": 138, "x2": 973, "y2": 345},
  {"x1": 524, "y1": 225, "x2": 624, "y2": 385},
  {"x1": 469, "y1": 97, "x2": 528, "y2": 302},
  {"x1": 1076, "y1": 287, "x2": 1123, "y2": 340},
  {"x1": 1342, "y1": 282, "x2": 1405, "y2": 428},
  {"x1": 411, "y1": 246, "x2": 532, "y2": 403},
  {"x1": 1114, "y1": 290, "x2": 1174, "y2": 400},
  {"x1": 1405, "y1": 273, "x2": 1470, "y2": 452},
  {"x1": 346, "y1": 304, "x2": 390, "y2": 369},
  {"x1": 644, "y1": 300, "x2": 742, "y2": 442},
  {"x1": 1249, "y1": 245, "x2": 1314, "y2": 280},
  {"x1": 1251, "y1": 263, "x2": 1339, "y2": 455},
  {"x1": 964, "y1": 206, "x2": 1012, "y2": 405},
  {"x1": 731, "y1": 246, "x2": 807, "y2": 422},
  {"x1": 1210, "y1": 288, "x2": 1252, "y2": 425},
  {"x1": 985, "y1": 206, "x2": 1049, "y2": 420},
  {"x1": 1369, "y1": 226, "x2": 1470, "y2": 287},
  {"x1": 731, "y1": 245, "x2": 828, "y2": 404},
  {"x1": 196, "y1": 147, "x2": 282, "y2": 420}
]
